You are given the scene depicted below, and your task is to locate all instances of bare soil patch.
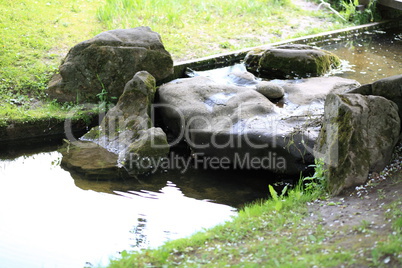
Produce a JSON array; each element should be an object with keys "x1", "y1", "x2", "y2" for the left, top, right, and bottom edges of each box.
[{"x1": 307, "y1": 165, "x2": 402, "y2": 266}]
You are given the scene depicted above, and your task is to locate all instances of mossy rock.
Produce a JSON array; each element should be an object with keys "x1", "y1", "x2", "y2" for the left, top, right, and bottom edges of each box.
[
  {"x1": 245, "y1": 44, "x2": 341, "y2": 79},
  {"x1": 315, "y1": 93, "x2": 400, "y2": 195},
  {"x1": 348, "y1": 74, "x2": 402, "y2": 125},
  {"x1": 61, "y1": 71, "x2": 170, "y2": 179},
  {"x1": 82, "y1": 71, "x2": 157, "y2": 152},
  {"x1": 47, "y1": 27, "x2": 173, "y2": 103}
]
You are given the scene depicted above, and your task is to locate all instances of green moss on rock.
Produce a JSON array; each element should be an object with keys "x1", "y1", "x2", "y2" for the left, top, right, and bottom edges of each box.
[
  {"x1": 245, "y1": 44, "x2": 341, "y2": 79},
  {"x1": 315, "y1": 93, "x2": 400, "y2": 195}
]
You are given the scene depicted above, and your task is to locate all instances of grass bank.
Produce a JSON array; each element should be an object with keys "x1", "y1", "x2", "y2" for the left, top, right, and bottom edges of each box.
[
  {"x1": 0, "y1": 0, "x2": 356, "y2": 127},
  {"x1": 107, "y1": 182, "x2": 329, "y2": 268},
  {"x1": 106, "y1": 163, "x2": 402, "y2": 267},
  {"x1": 0, "y1": 0, "x2": 104, "y2": 126}
]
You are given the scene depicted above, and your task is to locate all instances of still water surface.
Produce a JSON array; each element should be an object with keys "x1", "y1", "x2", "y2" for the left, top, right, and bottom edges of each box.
[{"x1": 0, "y1": 149, "x2": 244, "y2": 268}]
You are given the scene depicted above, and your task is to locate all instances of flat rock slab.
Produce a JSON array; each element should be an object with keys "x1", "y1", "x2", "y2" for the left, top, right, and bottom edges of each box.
[
  {"x1": 60, "y1": 141, "x2": 123, "y2": 180},
  {"x1": 158, "y1": 74, "x2": 359, "y2": 174},
  {"x1": 278, "y1": 76, "x2": 361, "y2": 105}
]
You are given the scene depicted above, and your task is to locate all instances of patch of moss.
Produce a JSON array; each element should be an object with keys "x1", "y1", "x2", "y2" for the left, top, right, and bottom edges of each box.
[
  {"x1": 339, "y1": 94, "x2": 353, "y2": 106},
  {"x1": 259, "y1": 48, "x2": 341, "y2": 78},
  {"x1": 313, "y1": 51, "x2": 341, "y2": 75},
  {"x1": 244, "y1": 48, "x2": 266, "y2": 71}
]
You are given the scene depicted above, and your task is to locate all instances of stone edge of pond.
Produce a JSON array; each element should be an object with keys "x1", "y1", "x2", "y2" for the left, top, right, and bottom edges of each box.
[
  {"x1": 0, "y1": 113, "x2": 99, "y2": 149},
  {"x1": 1, "y1": 19, "x2": 401, "y2": 147}
]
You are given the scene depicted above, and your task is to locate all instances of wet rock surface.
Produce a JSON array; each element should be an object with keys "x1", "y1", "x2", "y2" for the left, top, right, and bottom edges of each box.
[
  {"x1": 60, "y1": 141, "x2": 123, "y2": 180},
  {"x1": 277, "y1": 76, "x2": 360, "y2": 105},
  {"x1": 158, "y1": 74, "x2": 359, "y2": 175},
  {"x1": 47, "y1": 27, "x2": 173, "y2": 103},
  {"x1": 61, "y1": 71, "x2": 169, "y2": 178}
]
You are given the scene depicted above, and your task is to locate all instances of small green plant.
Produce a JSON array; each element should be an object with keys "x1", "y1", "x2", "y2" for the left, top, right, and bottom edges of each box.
[
  {"x1": 353, "y1": 219, "x2": 371, "y2": 233},
  {"x1": 96, "y1": 74, "x2": 117, "y2": 111},
  {"x1": 377, "y1": 188, "x2": 386, "y2": 200},
  {"x1": 268, "y1": 184, "x2": 288, "y2": 211},
  {"x1": 340, "y1": 0, "x2": 381, "y2": 24},
  {"x1": 303, "y1": 158, "x2": 328, "y2": 194},
  {"x1": 219, "y1": 41, "x2": 233, "y2": 49}
]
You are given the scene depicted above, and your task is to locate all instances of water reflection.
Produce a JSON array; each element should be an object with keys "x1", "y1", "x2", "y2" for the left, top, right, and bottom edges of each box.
[
  {"x1": 70, "y1": 160, "x2": 270, "y2": 208},
  {"x1": 0, "y1": 151, "x2": 237, "y2": 268},
  {"x1": 117, "y1": 181, "x2": 241, "y2": 250}
]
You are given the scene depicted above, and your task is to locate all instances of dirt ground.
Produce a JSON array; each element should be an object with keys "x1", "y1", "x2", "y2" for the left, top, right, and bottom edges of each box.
[{"x1": 307, "y1": 157, "x2": 402, "y2": 266}]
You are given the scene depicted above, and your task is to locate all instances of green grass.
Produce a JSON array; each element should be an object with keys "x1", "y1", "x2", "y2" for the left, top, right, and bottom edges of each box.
[
  {"x1": 96, "y1": 0, "x2": 352, "y2": 61},
  {"x1": 372, "y1": 199, "x2": 402, "y2": 266},
  {"x1": 0, "y1": 0, "x2": 104, "y2": 125},
  {"x1": 0, "y1": 0, "x2": 104, "y2": 95},
  {"x1": 0, "y1": 100, "x2": 98, "y2": 127}
]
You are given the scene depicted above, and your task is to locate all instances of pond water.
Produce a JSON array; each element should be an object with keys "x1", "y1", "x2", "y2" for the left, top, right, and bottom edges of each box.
[
  {"x1": 318, "y1": 27, "x2": 402, "y2": 84},
  {"x1": 0, "y1": 26, "x2": 401, "y2": 268},
  {"x1": 193, "y1": 27, "x2": 402, "y2": 85},
  {"x1": 0, "y1": 145, "x2": 272, "y2": 268}
]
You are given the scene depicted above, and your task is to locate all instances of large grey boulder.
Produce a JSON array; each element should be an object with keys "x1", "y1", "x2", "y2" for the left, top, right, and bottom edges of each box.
[
  {"x1": 158, "y1": 75, "x2": 359, "y2": 174},
  {"x1": 244, "y1": 44, "x2": 341, "y2": 79},
  {"x1": 61, "y1": 71, "x2": 169, "y2": 177},
  {"x1": 315, "y1": 93, "x2": 400, "y2": 195},
  {"x1": 48, "y1": 27, "x2": 173, "y2": 103},
  {"x1": 348, "y1": 74, "x2": 402, "y2": 121}
]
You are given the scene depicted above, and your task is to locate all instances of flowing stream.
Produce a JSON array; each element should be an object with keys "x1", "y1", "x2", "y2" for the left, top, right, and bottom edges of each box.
[{"x1": 0, "y1": 26, "x2": 401, "y2": 268}]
